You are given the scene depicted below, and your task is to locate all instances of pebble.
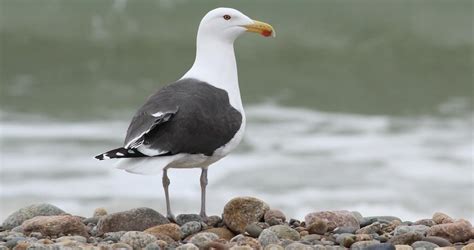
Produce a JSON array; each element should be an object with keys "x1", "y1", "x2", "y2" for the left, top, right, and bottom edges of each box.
[
  {"x1": 176, "y1": 243, "x2": 199, "y2": 250},
  {"x1": 176, "y1": 214, "x2": 202, "y2": 226},
  {"x1": 230, "y1": 234, "x2": 262, "y2": 249},
  {"x1": 362, "y1": 217, "x2": 402, "y2": 227},
  {"x1": 21, "y1": 215, "x2": 89, "y2": 237},
  {"x1": 204, "y1": 227, "x2": 235, "y2": 241},
  {"x1": 350, "y1": 240, "x2": 381, "y2": 250},
  {"x1": 145, "y1": 223, "x2": 182, "y2": 241},
  {"x1": 245, "y1": 222, "x2": 267, "y2": 238},
  {"x1": 103, "y1": 231, "x2": 127, "y2": 242},
  {"x1": 153, "y1": 233, "x2": 175, "y2": 244},
  {"x1": 307, "y1": 218, "x2": 328, "y2": 235},
  {"x1": 357, "y1": 222, "x2": 383, "y2": 234},
  {"x1": 366, "y1": 243, "x2": 396, "y2": 250},
  {"x1": 421, "y1": 237, "x2": 452, "y2": 247},
  {"x1": 119, "y1": 231, "x2": 157, "y2": 249},
  {"x1": 395, "y1": 245, "x2": 413, "y2": 250},
  {"x1": 111, "y1": 242, "x2": 133, "y2": 249},
  {"x1": 144, "y1": 241, "x2": 163, "y2": 250},
  {"x1": 334, "y1": 226, "x2": 358, "y2": 234},
  {"x1": 180, "y1": 221, "x2": 202, "y2": 238},
  {"x1": 462, "y1": 243, "x2": 474, "y2": 250},
  {"x1": 411, "y1": 241, "x2": 439, "y2": 250},
  {"x1": 414, "y1": 219, "x2": 436, "y2": 227},
  {"x1": 96, "y1": 207, "x2": 169, "y2": 235},
  {"x1": 5, "y1": 237, "x2": 26, "y2": 249},
  {"x1": 2, "y1": 204, "x2": 65, "y2": 230},
  {"x1": 300, "y1": 234, "x2": 321, "y2": 243},
  {"x1": 388, "y1": 232, "x2": 423, "y2": 245},
  {"x1": 394, "y1": 225, "x2": 430, "y2": 236},
  {"x1": 426, "y1": 220, "x2": 472, "y2": 243},
  {"x1": 268, "y1": 225, "x2": 300, "y2": 241},
  {"x1": 432, "y1": 213, "x2": 454, "y2": 225},
  {"x1": 285, "y1": 242, "x2": 313, "y2": 250},
  {"x1": 336, "y1": 233, "x2": 356, "y2": 248},
  {"x1": 223, "y1": 196, "x2": 270, "y2": 233},
  {"x1": 305, "y1": 211, "x2": 360, "y2": 232},
  {"x1": 258, "y1": 228, "x2": 280, "y2": 247},
  {"x1": 56, "y1": 235, "x2": 87, "y2": 243},
  {"x1": 190, "y1": 232, "x2": 219, "y2": 248},
  {"x1": 265, "y1": 244, "x2": 284, "y2": 250},
  {"x1": 93, "y1": 208, "x2": 108, "y2": 217},
  {"x1": 206, "y1": 215, "x2": 222, "y2": 227},
  {"x1": 264, "y1": 210, "x2": 286, "y2": 226}
]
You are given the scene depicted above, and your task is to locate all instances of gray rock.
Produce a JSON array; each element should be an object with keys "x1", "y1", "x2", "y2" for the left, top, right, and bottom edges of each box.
[
  {"x1": 111, "y1": 242, "x2": 133, "y2": 249},
  {"x1": 264, "y1": 244, "x2": 284, "y2": 250},
  {"x1": 305, "y1": 211, "x2": 360, "y2": 232},
  {"x1": 335, "y1": 233, "x2": 356, "y2": 248},
  {"x1": 206, "y1": 216, "x2": 222, "y2": 227},
  {"x1": 351, "y1": 211, "x2": 364, "y2": 225},
  {"x1": 180, "y1": 221, "x2": 202, "y2": 238},
  {"x1": 264, "y1": 209, "x2": 286, "y2": 226},
  {"x1": 356, "y1": 222, "x2": 382, "y2": 234},
  {"x1": 119, "y1": 231, "x2": 157, "y2": 249},
  {"x1": 366, "y1": 243, "x2": 396, "y2": 250},
  {"x1": 333, "y1": 226, "x2": 358, "y2": 234},
  {"x1": 2, "y1": 204, "x2": 65, "y2": 230},
  {"x1": 361, "y1": 216, "x2": 401, "y2": 227},
  {"x1": 394, "y1": 225, "x2": 430, "y2": 236},
  {"x1": 284, "y1": 242, "x2": 313, "y2": 250},
  {"x1": 388, "y1": 232, "x2": 423, "y2": 245},
  {"x1": 5, "y1": 237, "x2": 26, "y2": 249},
  {"x1": 300, "y1": 234, "x2": 322, "y2": 244},
  {"x1": 307, "y1": 218, "x2": 328, "y2": 235},
  {"x1": 258, "y1": 229, "x2": 280, "y2": 247},
  {"x1": 325, "y1": 247, "x2": 347, "y2": 250},
  {"x1": 413, "y1": 219, "x2": 436, "y2": 227},
  {"x1": 420, "y1": 236, "x2": 451, "y2": 247},
  {"x1": 223, "y1": 197, "x2": 270, "y2": 234},
  {"x1": 176, "y1": 214, "x2": 202, "y2": 226},
  {"x1": 246, "y1": 222, "x2": 267, "y2": 238},
  {"x1": 411, "y1": 241, "x2": 439, "y2": 250},
  {"x1": 144, "y1": 241, "x2": 162, "y2": 250},
  {"x1": 56, "y1": 235, "x2": 87, "y2": 243},
  {"x1": 103, "y1": 231, "x2": 127, "y2": 242},
  {"x1": 268, "y1": 225, "x2": 300, "y2": 241},
  {"x1": 97, "y1": 208, "x2": 169, "y2": 235},
  {"x1": 350, "y1": 240, "x2": 381, "y2": 250},
  {"x1": 190, "y1": 232, "x2": 219, "y2": 248},
  {"x1": 176, "y1": 243, "x2": 199, "y2": 250}
]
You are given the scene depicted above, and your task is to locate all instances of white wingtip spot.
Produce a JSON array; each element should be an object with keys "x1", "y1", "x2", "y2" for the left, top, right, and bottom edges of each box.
[{"x1": 116, "y1": 152, "x2": 124, "y2": 156}]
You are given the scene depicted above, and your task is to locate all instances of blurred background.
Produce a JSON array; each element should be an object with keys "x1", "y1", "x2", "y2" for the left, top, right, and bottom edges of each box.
[{"x1": 1, "y1": 0, "x2": 472, "y2": 222}]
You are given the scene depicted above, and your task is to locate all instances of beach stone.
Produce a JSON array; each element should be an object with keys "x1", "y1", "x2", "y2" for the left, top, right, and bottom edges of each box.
[
  {"x1": 230, "y1": 246, "x2": 253, "y2": 250},
  {"x1": 265, "y1": 244, "x2": 284, "y2": 250},
  {"x1": 93, "y1": 208, "x2": 108, "y2": 217},
  {"x1": 462, "y1": 243, "x2": 474, "y2": 250},
  {"x1": 366, "y1": 243, "x2": 396, "y2": 250},
  {"x1": 190, "y1": 232, "x2": 219, "y2": 248},
  {"x1": 258, "y1": 228, "x2": 280, "y2": 247},
  {"x1": 103, "y1": 231, "x2": 127, "y2": 242},
  {"x1": 5, "y1": 237, "x2": 27, "y2": 249},
  {"x1": 2, "y1": 204, "x2": 65, "y2": 230},
  {"x1": 356, "y1": 222, "x2": 382, "y2": 234},
  {"x1": 204, "y1": 227, "x2": 235, "y2": 241},
  {"x1": 388, "y1": 232, "x2": 423, "y2": 245},
  {"x1": 268, "y1": 225, "x2": 300, "y2": 241},
  {"x1": 176, "y1": 214, "x2": 202, "y2": 226},
  {"x1": 120, "y1": 231, "x2": 157, "y2": 249},
  {"x1": 352, "y1": 212, "x2": 364, "y2": 225},
  {"x1": 362, "y1": 217, "x2": 402, "y2": 227},
  {"x1": 97, "y1": 208, "x2": 169, "y2": 235},
  {"x1": 223, "y1": 197, "x2": 270, "y2": 233},
  {"x1": 414, "y1": 220, "x2": 436, "y2": 227},
  {"x1": 395, "y1": 225, "x2": 430, "y2": 236},
  {"x1": 152, "y1": 233, "x2": 175, "y2": 244},
  {"x1": 264, "y1": 210, "x2": 286, "y2": 226},
  {"x1": 336, "y1": 233, "x2": 356, "y2": 248},
  {"x1": 301, "y1": 234, "x2": 322, "y2": 243},
  {"x1": 231, "y1": 234, "x2": 262, "y2": 249},
  {"x1": 305, "y1": 211, "x2": 360, "y2": 232},
  {"x1": 356, "y1": 234, "x2": 373, "y2": 241},
  {"x1": 245, "y1": 222, "x2": 267, "y2": 238},
  {"x1": 334, "y1": 226, "x2": 358, "y2": 234},
  {"x1": 432, "y1": 213, "x2": 454, "y2": 225},
  {"x1": 395, "y1": 245, "x2": 413, "y2": 250},
  {"x1": 206, "y1": 216, "x2": 222, "y2": 227},
  {"x1": 350, "y1": 240, "x2": 380, "y2": 250},
  {"x1": 143, "y1": 241, "x2": 161, "y2": 250},
  {"x1": 421, "y1": 237, "x2": 452, "y2": 247},
  {"x1": 307, "y1": 218, "x2": 328, "y2": 235},
  {"x1": 285, "y1": 242, "x2": 313, "y2": 250},
  {"x1": 411, "y1": 241, "x2": 439, "y2": 250},
  {"x1": 176, "y1": 243, "x2": 199, "y2": 250},
  {"x1": 181, "y1": 221, "x2": 202, "y2": 238},
  {"x1": 56, "y1": 235, "x2": 87, "y2": 243},
  {"x1": 145, "y1": 223, "x2": 181, "y2": 241},
  {"x1": 21, "y1": 215, "x2": 88, "y2": 237},
  {"x1": 426, "y1": 220, "x2": 472, "y2": 243},
  {"x1": 111, "y1": 242, "x2": 133, "y2": 249}
]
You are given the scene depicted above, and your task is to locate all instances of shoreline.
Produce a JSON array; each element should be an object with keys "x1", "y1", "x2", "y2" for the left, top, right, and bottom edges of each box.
[{"x1": 1, "y1": 196, "x2": 473, "y2": 249}]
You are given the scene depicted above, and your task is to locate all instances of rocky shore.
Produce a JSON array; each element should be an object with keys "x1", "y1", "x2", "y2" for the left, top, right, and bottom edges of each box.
[{"x1": 1, "y1": 197, "x2": 473, "y2": 250}]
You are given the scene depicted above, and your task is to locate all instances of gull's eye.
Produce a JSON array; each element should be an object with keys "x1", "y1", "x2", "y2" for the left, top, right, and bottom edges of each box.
[{"x1": 223, "y1": 15, "x2": 231, "y2": 20}]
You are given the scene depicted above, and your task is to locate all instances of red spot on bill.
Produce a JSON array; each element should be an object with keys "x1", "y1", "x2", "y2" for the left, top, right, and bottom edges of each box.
[{"x1": 261, "y1": 30, "x2": 272, "y2": 37}]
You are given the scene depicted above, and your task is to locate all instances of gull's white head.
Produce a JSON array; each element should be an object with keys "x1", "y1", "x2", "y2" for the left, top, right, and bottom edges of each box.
[{"x1": 197, "y1": 7, "x2": 275, "y2": 43}]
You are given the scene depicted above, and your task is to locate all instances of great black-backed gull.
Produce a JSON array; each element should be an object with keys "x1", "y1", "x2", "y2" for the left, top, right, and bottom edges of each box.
[{"x1": 95, "y1": 7, "x2": 274, "y2": 221}]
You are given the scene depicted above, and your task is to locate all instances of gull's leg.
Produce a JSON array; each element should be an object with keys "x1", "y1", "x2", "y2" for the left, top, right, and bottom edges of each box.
[
  {"x1": 199, "y1": 168, "x2": 208, "y2": 221},
  {"x1": 162, "y1": 168, "x2": 175, "y2": 222}
]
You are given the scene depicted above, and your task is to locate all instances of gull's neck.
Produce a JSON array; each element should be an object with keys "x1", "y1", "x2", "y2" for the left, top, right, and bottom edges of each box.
[{"x1": 181, "y1": 36, "x2": 243, "y2": 112}]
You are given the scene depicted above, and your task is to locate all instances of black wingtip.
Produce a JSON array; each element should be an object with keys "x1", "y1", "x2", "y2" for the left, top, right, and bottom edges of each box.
[{"x1": 95, "y1": 154, "x2": 104, "y2": 160}]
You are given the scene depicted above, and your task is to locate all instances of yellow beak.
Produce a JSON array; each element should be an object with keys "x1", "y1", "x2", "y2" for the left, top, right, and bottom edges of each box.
[{"x1": 243, "y1": 20, "x2": 275, "y2": 38}]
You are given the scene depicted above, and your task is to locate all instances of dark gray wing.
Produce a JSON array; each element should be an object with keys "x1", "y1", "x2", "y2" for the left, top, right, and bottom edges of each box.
[{"x1": 123, "y1": 78, "x2": 242, "y2": 156}]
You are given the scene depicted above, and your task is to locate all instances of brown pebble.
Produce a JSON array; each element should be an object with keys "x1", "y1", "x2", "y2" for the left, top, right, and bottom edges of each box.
[
  {"x1": 427, "y1": 220, "x2": 472, "y2": 243},
  {"x1": 395, "y1": 245, "x2": 413, "y2": 250},
  {"x1": 432, "y1": 212, "x2": 454, "y2": 224},
  {"x1": 462, "y1": 243, "x2": 474, "y2": 250},
  {"x1": 93, "y1": 208, "x2": 108, "y2": 217},
  {"x1": 299, "y1": 230, "x2": 309, "y2": 237},
  {"x1": 307, "y1": 218, "x2": 328, "y2": 235}
]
